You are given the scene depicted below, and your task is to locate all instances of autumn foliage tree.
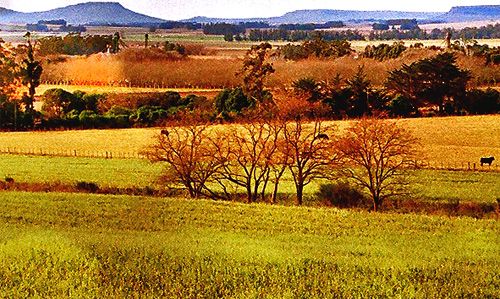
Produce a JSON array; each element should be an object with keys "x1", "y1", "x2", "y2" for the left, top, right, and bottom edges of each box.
[
  {"x1": 338, "y1": 117, "x2": 418, "y2": 211},
  {"x1": 0, "y1": 41, "x2": 22, "y2": 129}
]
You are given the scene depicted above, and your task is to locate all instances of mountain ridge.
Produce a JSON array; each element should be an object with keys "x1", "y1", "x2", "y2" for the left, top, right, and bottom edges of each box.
[
  {"x1": 0, "y1": 2, "x2": 165, "y2": 25},
  {"x1": 435, "y1": 5, "x2": 500, "y2": 22},
  {"x1": 0, "y1": 3, "x2": 498, "y2": 26},
  {"x1": 185, "y1": 10, "x2": 442, "y2": 25}
]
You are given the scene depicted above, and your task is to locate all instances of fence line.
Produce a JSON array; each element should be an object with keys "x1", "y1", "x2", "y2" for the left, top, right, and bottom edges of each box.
[
  {"x1": 0, "y1": 148, "x2": 146, "y2": 160},
  {"x1": 41, "y1": 80, "x2": 224, "y2": 91},
  {"x1": 0, "y1": 148, "x2": 498, "y2": 172},
  {"x1": 412, "y1": 160, "x2": 499, "y2": 172}
]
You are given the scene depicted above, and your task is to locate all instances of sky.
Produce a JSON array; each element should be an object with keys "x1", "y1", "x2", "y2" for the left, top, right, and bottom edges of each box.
[{"x1": 0, "y1": 0, "x2": 498, "y2": 20}]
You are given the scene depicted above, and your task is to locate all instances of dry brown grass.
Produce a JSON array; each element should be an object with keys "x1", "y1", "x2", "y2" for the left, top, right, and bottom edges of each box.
[
  {"x1": 42, "y1": 54, "x2": 242, "y2": 88},
  {"x1": 42, "y1": 47, "x2": 499, "y2": 90},
  {"x1": 0, "y1": 115, "x2": 498, "y2": 167}
]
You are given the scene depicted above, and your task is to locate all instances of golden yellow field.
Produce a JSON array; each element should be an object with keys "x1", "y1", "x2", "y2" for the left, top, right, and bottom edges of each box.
[{"x1": 0, "y1": 115, "x2": 498, "y2": 167}]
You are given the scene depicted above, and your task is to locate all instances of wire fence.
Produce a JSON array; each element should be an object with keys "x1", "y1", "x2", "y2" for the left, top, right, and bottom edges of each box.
[
  {"x1": 0, "y1": 147, "x2": 498, "y2": 172},
  {"x1": 40, "y1": 80, "x2": 224, "y2": 91},
  {"x1": 0, "y1": 147, "x2": 146, "y2": 160},
  {"x1": 418, "y1": 160, "x2": 499, "y2": 172}
]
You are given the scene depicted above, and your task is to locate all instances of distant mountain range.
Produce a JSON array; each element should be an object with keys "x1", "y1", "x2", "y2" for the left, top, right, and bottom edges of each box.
[
  {"x1": 186, "y1": 11, "x2": 442, "y2": 24},
  {"x1": 186, "y1": 5, "x2": 500, "y2": 24},
  {"x1": 0, "y1": 2, "x2": 498, "y2": 25}
]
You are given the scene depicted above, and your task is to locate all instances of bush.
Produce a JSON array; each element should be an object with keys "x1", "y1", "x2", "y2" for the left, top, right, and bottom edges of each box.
[
  {"x1": 316, "y1": 183, "x2": 368, "y2": 208},
  {"x1": 132, "y1": 106, "x2": 168, "y2": 126},
  {"x1": 163, "y1": 41, "x2": 186, "y2": 55},
  {"x1": 388, "y1": 95, "x2": 417, "y2": 117},
  {"x1": 79, "y1": 110, "x2": 102, "y2": 128},
  {"x1": 280, "y1": 44, "x2": 309, "y2": 61},
  {"x1": 75, "y1": 181, "x2": 99, "y2": 193},
  {"x1": 464, "y1": 88, "x2": 499, "y2": 115},
  {"x1": 214, "y1": 87, "x2": 253, "y2": 115},
  {"x1": 372, "y1": 23, "x2": 390, "y2": 30},
  {"x1": 106, "y1": 105, "x2": 133, "y2": 117},
  {"x1": 363, "y1": 42, "x2": 407, "y2": 60}
]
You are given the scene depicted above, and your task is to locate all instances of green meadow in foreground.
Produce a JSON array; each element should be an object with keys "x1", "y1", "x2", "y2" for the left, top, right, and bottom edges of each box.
[
  {"x1": 0, "y1": 154, "x2": 498, "y2": 203},
  {"x1": 0, "y1": 192, "x2": 498, "y2": 297}
]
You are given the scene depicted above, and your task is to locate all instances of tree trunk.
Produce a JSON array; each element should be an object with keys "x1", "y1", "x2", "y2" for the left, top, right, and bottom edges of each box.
[
  {"x1": 372, "y1": 196, "x2": 382, "y2": 212},
  {"x1": 246, "y1": 182, "x2": 253, "y2": 203},
  {"x1": 271, "y1": 168, "x2": 285, "y2": 204},
  {"x1": 295, "y1": 183, "x2": 304, "y2": 206},
  {"x1": 271, "y1": 180, "x2": 280, "y2": 204}
]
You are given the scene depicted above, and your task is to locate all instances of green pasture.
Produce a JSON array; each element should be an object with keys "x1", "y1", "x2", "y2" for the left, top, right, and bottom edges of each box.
[
  {"x1": 0, "y1": 192, "x2": 498, "y2": 297},
  {"x1": 0, "y1": 155, "x2": 161, "y2": 188},
  {"x1": 0, "y1": 154, "x2": 498, "y2": 203}
]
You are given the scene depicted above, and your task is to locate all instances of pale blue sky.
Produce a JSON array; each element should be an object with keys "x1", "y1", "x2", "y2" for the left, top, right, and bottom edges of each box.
[{"x1": 0, "y1": 0, "x2": 498, "y2": 20}]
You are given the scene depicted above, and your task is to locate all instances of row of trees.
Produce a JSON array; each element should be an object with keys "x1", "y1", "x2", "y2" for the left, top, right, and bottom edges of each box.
[
  {"x1": 213, "y1": 45, "x2": 497, "y2": 121},
  {"x1": 147, "y1": 115, "x2": 417, "y2": 211},
  {"x1": 278, "y1": 38, "x2": 353, "y2": 60},
  {"x1": 291, "y1": 52, "x2": 499, "y2": 117},
  {"x1": 368, "y1": 24, "x2": 500, "y2": 41},
  {"x1": 245, "y1": 29, "x2": 364, "y2": 42},
  {"x1": 37, "y1": 34, "x2": 113, "y2": 56},
  {"x1": 26, "y1": 23, "x2": 87, "y2": 33},
  {"x1": 40, "y1": 89, "x2": 207, "y2": 129},
  {"x1": 219, "y1": 22, "x2": 500, "y2": 42}
]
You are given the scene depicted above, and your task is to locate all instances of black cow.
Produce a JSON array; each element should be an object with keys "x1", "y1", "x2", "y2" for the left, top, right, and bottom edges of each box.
[{"x1": 480, "y1": 156, "x2": 495, "y2": 166}]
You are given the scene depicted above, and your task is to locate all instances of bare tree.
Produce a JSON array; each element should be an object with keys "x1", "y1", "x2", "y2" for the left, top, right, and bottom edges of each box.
[
  {"x1": 146, "y1": 123, "x2": 222, "y2": 199},
  {"x1": 338, "y1": 117, "x2": 418, "y2": 211},
  {"x1": 282, "y1": 119, "x2": 340, "y2": 206},
  {"x1": 212, "y1": 120, "x2": 283, "y2": 203}
]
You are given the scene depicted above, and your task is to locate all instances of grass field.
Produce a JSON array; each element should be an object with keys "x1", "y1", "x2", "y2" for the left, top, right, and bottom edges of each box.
[
  {"x1": 0, "y1": 115, "x2": 498, "y2": 168},
  {"x1": 0, "y1": 191, "x2": 498, "y2": 297},
  {"x1": 0, "y1": 154, "x2": 498, "y2": 203},
  {"x1": 0, "y1": 155, "x2": 160, "y2": 188}
]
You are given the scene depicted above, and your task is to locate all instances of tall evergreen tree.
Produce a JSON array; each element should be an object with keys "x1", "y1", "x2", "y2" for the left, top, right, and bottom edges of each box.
[
  {"x1": 386, "y1": 53, "x2": 471, "y2": 113},
  {"x1": 21, "y1": 32, "x2": 43, "y2": 125}
]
